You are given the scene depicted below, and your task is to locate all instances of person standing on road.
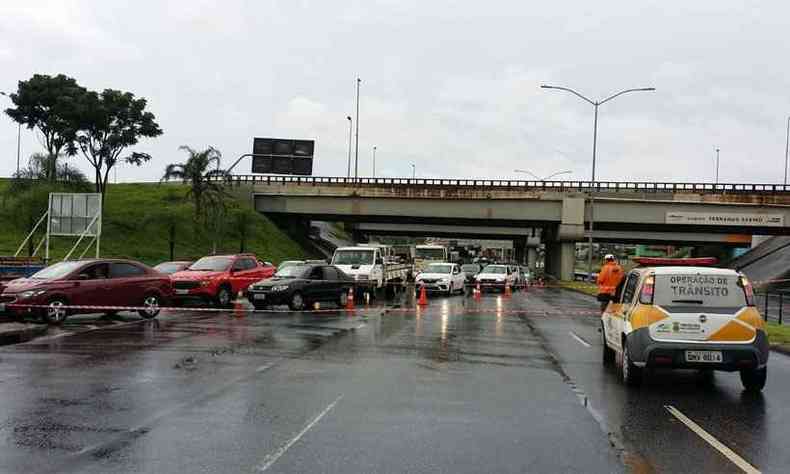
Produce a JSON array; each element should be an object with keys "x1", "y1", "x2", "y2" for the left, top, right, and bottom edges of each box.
[{"x1": 596, "y1": 254, "x2": 624, "y2": 313}]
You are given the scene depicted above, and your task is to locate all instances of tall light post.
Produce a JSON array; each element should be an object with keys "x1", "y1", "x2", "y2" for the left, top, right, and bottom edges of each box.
[
  {"x1": 346, "y1": 116, "x2": 353, "y2": 178},
  {"x1": 784, "y1": 116, "x2": 789, "y2": 185},
  {"x1": 354, "y1": 77, "x2": 361, "y2": 181},
  {"x1": 411, "y1": 163, "x2": 416, "y2": 179},
  {"x1": 715, "y1": 147, "x2": 720, "y2": 184},
  {"x1": 0, "y1": 91, "x2": 21, "y2": 175},
  {"x1": 541, "y1": 84, "x2": 655, "y2": 279},
  {"x1": 372, "y1": 145, "x2": 377, "y2": 177},
  {"x1": 514, "y1": 169, "x2": 572, "y2": 180}
]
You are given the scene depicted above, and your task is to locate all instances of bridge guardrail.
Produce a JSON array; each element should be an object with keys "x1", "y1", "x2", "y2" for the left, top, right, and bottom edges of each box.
[{"x1": 216, "y1": 175, "x2": 790, "y2": 194}]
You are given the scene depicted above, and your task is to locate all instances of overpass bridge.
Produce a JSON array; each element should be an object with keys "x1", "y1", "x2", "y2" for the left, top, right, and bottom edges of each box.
[{"x1": 225, "y1": 175, "x2": 790, "y2": 279}]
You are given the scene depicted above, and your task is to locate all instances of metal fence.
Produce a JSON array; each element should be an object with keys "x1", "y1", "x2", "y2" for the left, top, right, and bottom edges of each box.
[
  {"x1": 216, "y1": 175, "x2": 790, "y2": 195},
  {"x1": 756, "y1": 292, "x2": 790, "y2": 325}
]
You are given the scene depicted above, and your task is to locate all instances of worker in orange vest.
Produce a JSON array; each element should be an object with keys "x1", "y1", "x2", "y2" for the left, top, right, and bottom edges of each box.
[{"x1": 596, "y1": 254, "x2": 624, "y2": 313}]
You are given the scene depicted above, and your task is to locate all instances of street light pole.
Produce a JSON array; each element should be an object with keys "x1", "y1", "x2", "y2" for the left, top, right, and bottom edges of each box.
[
  {"x1": 346, "y1": 116, "x2": 352, "y2": 178},
  {"x1": 541, "y1": 84, "x2": 655, "y2": 279},
  {"x1": 354, "y1": 78, "x2": 361, "y2": 181},
  {"x1": 372, "y1": 145, "x2": 377, "y2": 177},
  {"x1": 784, "y1": 116, "x2": 789, "y2": 185},
  {"x1": 411, "y1": 163, "x2": 416, "y2": 179},
  {"x1": 715, "y1": 147, "x2": 720, "y2": 184}
]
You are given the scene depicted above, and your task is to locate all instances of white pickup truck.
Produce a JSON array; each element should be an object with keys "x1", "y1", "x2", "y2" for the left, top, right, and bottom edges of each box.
[{"x1": 331, "y1": 246, "x2": 412, "y2": 297}]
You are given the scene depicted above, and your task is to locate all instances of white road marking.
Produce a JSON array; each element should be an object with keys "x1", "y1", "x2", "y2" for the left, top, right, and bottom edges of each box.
[
  {"x1": 257, "y1": 394, "x2": 344, "y2": 472},
  {"x1": 569, "y1": 331, "x2": 591, "y2": 348},
  {"x1": 665, "y1": 405, "x2": 761, "y2": 474}
]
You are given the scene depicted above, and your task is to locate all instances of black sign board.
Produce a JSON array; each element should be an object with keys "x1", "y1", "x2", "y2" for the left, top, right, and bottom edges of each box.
[{"x1": 252, "y1": 138, "x2": 314, "y2": 175}]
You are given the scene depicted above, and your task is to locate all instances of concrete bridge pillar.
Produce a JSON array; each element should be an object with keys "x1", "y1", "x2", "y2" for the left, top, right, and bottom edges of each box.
[
  {"x1": 544, "y1": 197, "x2": 585, "y2": 280},
  {"x1": 527, "y1": 247, "x2": 538, "y2": 273},
  {"x1": 545, "y1": 242, "x2": 575, "y2": 281}
]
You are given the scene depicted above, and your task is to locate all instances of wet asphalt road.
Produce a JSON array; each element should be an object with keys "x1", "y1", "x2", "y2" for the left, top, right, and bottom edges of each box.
[{"x1": 0, "y1": 290, "x2": 787, "y2": 473}]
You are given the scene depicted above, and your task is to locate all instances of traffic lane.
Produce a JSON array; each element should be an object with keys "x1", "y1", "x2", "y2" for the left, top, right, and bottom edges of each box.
[
  {"x1": 245, "y1": 292, "x2": 623, "y2": 474},
  {"x1": 39, "y1": 291, "x2": 623, "y2": 473},
  {"x1": 0, "y1": 305, "x2": 376, "y2": 474},
  {"x1": 522, "y1": 287, "x2": 790, "y2": 473}
]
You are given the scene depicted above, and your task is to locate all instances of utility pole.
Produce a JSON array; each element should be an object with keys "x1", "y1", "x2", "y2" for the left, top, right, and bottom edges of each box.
[
  {"x1": 372, "y1": 146, "x2": 377, "y2": 177},
  {"x1": 354, "y1": 78, "x2": 361, "y2": 181},
  {"x1": 715, "y1": 147, "x2": 720, "y2": 184},
  {"x1": 784, "y1": 116, "x2": 789, "y2": 185}
]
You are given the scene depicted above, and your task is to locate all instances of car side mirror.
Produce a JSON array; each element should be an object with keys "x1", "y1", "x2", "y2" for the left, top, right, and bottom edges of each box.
[{"x1": 78, "y1": 274, "x2": 90, "y2": 281}]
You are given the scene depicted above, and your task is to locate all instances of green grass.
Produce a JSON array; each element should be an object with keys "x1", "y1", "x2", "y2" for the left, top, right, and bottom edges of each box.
[
  {"x1": 767, "y1": 323, "x2": 790, "y2": 346},
  {"x1": 557, "y1": 280, "x2": 598, "y2": 296},
  {"x1": 0, "y1": 181, "x2": 310, "y2": 266}
]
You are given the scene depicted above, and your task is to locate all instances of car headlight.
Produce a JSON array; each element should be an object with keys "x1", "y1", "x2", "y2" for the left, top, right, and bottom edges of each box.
[
  {"x1": 199, "y1": 280, "x2": 211, "y2": 287},
  {"x1": 271, "y1": 285, "x2": 290, "y2": 292},
  {"x1": 439, "y1": 278, "x2": 450, "y2": 283},
  {"x1": 496, "y1": 277, "x2": 505, "y2": 282},
  {"x1": 18, "y1": 289, "x2": 47, "y2": 300}
]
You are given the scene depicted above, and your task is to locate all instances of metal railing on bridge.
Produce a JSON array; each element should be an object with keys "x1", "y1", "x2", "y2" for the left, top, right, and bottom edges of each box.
[{"x1": 217, "y1": 175, "x2": 790, "y2": 194}]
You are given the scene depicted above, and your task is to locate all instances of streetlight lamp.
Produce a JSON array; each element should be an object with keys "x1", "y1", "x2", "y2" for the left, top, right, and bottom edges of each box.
[
  {"x1": 346, "y1": 116, "x2": 352, "y2": 178},
  {"x1": 372, "y1": 145, "x2": 377, "y2": 177},
  {"x1": 0, "y1": 91, "x2": 21, "y2": 176},
  {"x1": 541, "y1": 84, "x2": 655, "y2": 279},
  {"x1": 514, "y1": 169, "x2": 572, "y2": 180}
]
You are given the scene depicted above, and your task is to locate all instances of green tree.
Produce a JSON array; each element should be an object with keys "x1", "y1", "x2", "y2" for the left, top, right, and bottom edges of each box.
[
  {"x1": 4, "y1": 74, "x2": 87, "y2": 180},
  {"x1": 8, "y1": 153, "x2": 90, "y2": 194},
  {"x1": 161, "y1": 146, "x2": 229, "y2": 220},
  {"x1": 75, "y1": 89, "x2": 162, "y2": 199}
]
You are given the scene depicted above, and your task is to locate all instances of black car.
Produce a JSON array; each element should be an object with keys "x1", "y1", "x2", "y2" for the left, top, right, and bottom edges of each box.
[{"x1": 246, "y1": 264, "x2": 352, "y2": 311}]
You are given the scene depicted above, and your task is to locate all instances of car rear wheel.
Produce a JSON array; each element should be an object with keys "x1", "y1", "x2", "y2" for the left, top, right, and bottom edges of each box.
[
  {"x1": 740, "y1": 367, "x2": 767, "y2": 392},
  {"x1": 215, "y1": 285, "x2": 232, "y2": 308},
  {"x1": 44, "y1": 298, "x2": 68, "y2": 325},
  {"x1": 138, "y1": 294, "x2": 161, "y2": 319},
  {"x1": 621, "y1": 342, "x2": 643, "y2": 386},
  {"x1": 289, "y1": 292, "x2": 305, "y2": 311}
]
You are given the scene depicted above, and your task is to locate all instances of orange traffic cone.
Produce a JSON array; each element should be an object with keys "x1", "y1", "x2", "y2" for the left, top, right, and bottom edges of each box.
[
  {"x1": 346, "y1": 287, "x2": 356, "y2": 311},
  {"x1": 504, "y1": 282, "x2": 512, "y2": 297},
  {"x1": 474, "y1": 282, "x2": 481, "y2": 301},
  {"x1": 417, "y1": 285, "x2": 428, "y2": 306}
]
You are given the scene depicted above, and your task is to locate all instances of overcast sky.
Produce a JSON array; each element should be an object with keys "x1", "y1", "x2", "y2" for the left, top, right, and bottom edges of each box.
[{"x1": 1, "y1": 1, "x2": 789, "y2": 183}]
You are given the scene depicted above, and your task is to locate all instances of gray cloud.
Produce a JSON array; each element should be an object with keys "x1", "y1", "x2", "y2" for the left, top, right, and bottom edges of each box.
[{"x1": 1, "y1": 1, "x2": 788, "y2": 183}]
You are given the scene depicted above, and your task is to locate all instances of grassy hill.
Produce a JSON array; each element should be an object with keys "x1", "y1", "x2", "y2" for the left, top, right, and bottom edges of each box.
[{"x1": 0, "y1": 181, "x2": 310, "y2": 266}]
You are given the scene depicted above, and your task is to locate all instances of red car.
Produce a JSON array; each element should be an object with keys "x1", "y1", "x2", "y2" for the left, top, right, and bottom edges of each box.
[
  {"x1": 170, "y1": 254, "x2": 275, "y2": 307},
  {"x1": 0, "y1": 259, "x2": 173, "y2": 325},
  {"x1": 153, "y1": 261, "x2": 193, "y2": 274}
]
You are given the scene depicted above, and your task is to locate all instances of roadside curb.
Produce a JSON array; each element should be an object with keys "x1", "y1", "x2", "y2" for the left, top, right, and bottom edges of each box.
[
  {"x1": 771, "y1": 344, "x2": 790, "y2": 357},
  {"x1": 0, "y1": 322, "x2": 48, "y2": 346}
]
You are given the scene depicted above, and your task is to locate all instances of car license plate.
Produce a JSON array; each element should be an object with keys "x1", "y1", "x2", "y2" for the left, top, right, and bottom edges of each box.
[
  {"x1": 175, "y1": 289, "x2": 189, "y2": 295},
  {"x1": 685, "y1": 350, "x2": 723, "y2": 363},
  {"x1": 253, "y1": 293, "x2": 266, "y2": 301}
]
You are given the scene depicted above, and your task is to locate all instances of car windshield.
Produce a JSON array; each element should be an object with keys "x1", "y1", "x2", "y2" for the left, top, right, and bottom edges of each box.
[
  {"x1": 188, "y1": 256, "x2": 233, "y2": 272},
  {"x1": 277, "y1": 261, "x2": 303, "y2": 272},
  {"x1": 654, "y1": 273, "x2": 747, "y2": 307},
  {"x1": 154, "y1": 262, "x2": 185, "y2": 274},
  {"x1": 275, "y1": 265, "x2": 309, "y2": 278},
  {"x1": 425, "y1": 264, "x2": 453, "y2": 274},
  {"x1": 483, "y1": 266, "x2": 507, "y2": 274},
  {"x1": 332, "y1": 250, "x2": 375, "y2": 265},
  {"x1": 462, "y1": 265, "x2": 480, "y2": 273},
  {"x1": 29, "y1": 261, "x2": 85, "y2": 280},
  {"x1": 416, "y1": 248, "x2": 446, "y2": 259}
]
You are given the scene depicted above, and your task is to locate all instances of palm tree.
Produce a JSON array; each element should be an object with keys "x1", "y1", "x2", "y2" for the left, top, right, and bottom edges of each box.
[{"x1": 161, "y1": 146, "x2": 229, "y2": 219}]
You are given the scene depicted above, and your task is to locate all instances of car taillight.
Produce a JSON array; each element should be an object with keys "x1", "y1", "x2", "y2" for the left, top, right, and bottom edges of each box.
[
  {"x1": 739, "y1": 275, "x2": 755, "y2": 306},
  {"x1": 639, "y1": 275, "x2": 655, "y2": 305}
]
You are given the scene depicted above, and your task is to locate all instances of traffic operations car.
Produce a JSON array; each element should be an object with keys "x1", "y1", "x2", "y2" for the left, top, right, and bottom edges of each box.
[
  {"x1": 170, "y1": 254, "x2": 275, "y2": 307},
  {"x1": 247, "y1": 264, "x2": 353, "y2": 310},
  {"x1": 331, "y1": 246, "x2": 411, "y2": 297},
  {"x1": 415, "y1": 263, "x2": 466, "y2": 295},
  {"x1": 461, "y1": 263, "x2": 482, "y2": 284},
  {"x1": 475, "y1": 264, "x2": 516, "y2": 292},
  {"x1": 601, "y1": 257, "x2": 769, "y2": 391},
  {"x1": 0, "y1": 259, "x2": 172, "y2": 324},
  {"x1": 153, "y1": 261, "x2": 193, "y2": 275}
]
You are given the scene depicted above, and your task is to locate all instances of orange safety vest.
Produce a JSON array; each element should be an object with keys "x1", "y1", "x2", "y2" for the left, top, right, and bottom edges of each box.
[{"x1": 597, "y1": 262, "x2": 624, "y2": 296}]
